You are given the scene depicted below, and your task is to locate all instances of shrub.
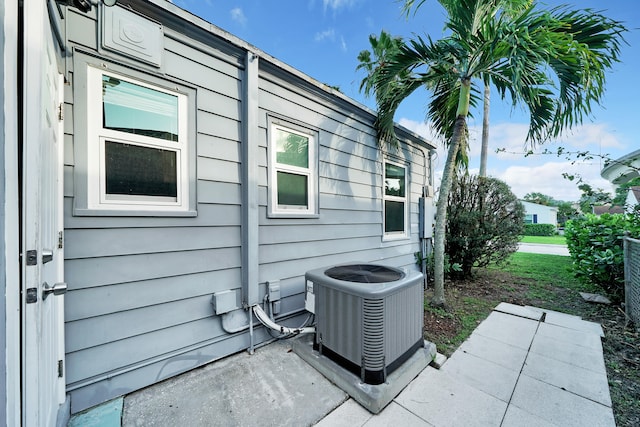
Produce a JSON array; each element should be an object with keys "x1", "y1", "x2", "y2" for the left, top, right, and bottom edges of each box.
[
  {"x1": 565, "y1": 213, "x2": 640, "y2": 301},
  {"x1": 523, "y1": 223, "x2": 556, "y2": 236},
  {"x1": 446, "y1": 175, "x2": 524, "y2": 277}
]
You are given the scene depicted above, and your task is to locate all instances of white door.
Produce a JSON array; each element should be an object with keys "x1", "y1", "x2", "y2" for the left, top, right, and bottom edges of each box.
[{"x1": 21, "y1": 1, "x2": 66, "y2": 425}]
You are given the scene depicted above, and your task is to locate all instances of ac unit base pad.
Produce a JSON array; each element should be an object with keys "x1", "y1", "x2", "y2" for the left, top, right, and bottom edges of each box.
[{"x1": 292, "y1": 334, "x2": 437, "y2": 414}]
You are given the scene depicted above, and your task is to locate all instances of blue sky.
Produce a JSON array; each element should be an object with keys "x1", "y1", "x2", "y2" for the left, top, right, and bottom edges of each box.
[{"x1": 173, "y1": 0, "x2": 638, "y2": 202}]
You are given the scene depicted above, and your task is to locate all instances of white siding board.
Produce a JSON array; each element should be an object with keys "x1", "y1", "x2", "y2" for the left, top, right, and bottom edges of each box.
[
  {"x1": 319, "y1": 177, "x2": 381, "y2": 200},
  {"x1": 197, "y1": 181, "x2": 241, "y2": 205},
  {"x1": 197, "y1": 110, "x2": 241, "y2": 142},
  {"x1": 64, "y1": 200, "x2": 242, "y2": 228},
  {"x1": 65, "y1": 295, "x2": 220, "y2": 352},
  {"x1": 196, "y1": 87, "x2": 241, "y2": 121},
  {"x1": 65, "y1": 269, "x2": 240, "y2": 321},
  {"x1": 197, "y1": 156, "x2": 240, "y2": 184},
  {"x1": 64, "y1": 226, "x2": 240, "y2": 259},
  {"x1": 319, "y1": 161, "x2": 380, "y2": 187},
  {"x1": 66, "y1": 10, "x2": 97, "y2": 51},
  {"x1": 259, "y1": 76, "x2": 375, "y2": 137},
  {"x1": 65, "y1": 247, "x2": 241, "y2": 289},
  {"x1": 258, "y1": 205, "x2": 380, "y2": 226},
  {"x1": 164, "y1": 50, "x2": 241, "y2": 99},
  {"x1": 259, "y1": 223, "x2": 377, "y2": 245},
  {"x1": 318, "y1": 193, "x2": 381, "y2": 211},
  {"x1": 197, "y1": 133, "x2": 241, "y2": 163},
  {"x1": 259, "y1": 236, "x2": 384, "y2": 264},
  {"x1": 164, "y1": 36, "x2": 243, "y2": 81},
  {"x1": 65, "y1": 317, "x2": 227, "y2": 384}
]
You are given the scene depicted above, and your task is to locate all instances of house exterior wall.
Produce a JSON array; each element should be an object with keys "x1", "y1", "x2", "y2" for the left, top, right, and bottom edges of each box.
[
  {"x1": 59, "y1": 0, "x2": 434, "y2": 413},
  {"x1": 521, "y1": 201, "x2": 558, "y2": 226}
]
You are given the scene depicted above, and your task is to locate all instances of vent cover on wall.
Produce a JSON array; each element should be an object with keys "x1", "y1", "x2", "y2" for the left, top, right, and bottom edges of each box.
[{"x1": 306, "y1": 263, "x2": 424, "y2": 385}]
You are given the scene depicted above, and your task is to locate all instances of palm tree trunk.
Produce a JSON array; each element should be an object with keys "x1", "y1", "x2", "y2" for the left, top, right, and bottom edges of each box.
[
  {"x1": 479, "y1": 83, "x2": 490, "y2": 177},
  {"x1": 432, "y1": 79, "x2": 471, "y2": 307}
]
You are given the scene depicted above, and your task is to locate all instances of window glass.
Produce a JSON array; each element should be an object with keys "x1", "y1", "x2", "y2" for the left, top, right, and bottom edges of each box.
[
  {"x1": 384, "y1": 162, "x2": 407, "y2": 237},
  {"x1": 385, "y1": 200, "x2": 405, "y2": 233},
  {"x1": 385, "y1": 163, "x2": 405, "y2": 197},
  {"x1": 102, "y1": 75, "x2": 179, "y2": 142},
  {"x1": 277, "y1": 171, "x2": 308, "y2": 206},
  {"x1": 275, "y1": 128, "x2": 309, "y2": 168},
  {"x1": 104, "y1": 141, "x2": 177, "y2": 198}
]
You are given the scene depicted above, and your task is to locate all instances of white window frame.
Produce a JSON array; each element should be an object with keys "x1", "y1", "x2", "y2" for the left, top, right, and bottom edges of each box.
[
  {"x1": 78, "y1": 64, "x2": 194, "y2": 215},
  {"x1": 268, "y1": 119, "x2": 318, "y2": 217},
  {"x1": 383, "y1": 160, "x2": 409, "y2": 240}
]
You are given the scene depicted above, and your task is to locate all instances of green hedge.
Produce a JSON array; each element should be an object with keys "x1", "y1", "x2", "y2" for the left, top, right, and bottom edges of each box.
[
  {"x1": 565, "y1": 213, "x2": 640, "y2": 301},
  {"x1": 523, "y1": 223, "x2": 556, "y2": 236}
]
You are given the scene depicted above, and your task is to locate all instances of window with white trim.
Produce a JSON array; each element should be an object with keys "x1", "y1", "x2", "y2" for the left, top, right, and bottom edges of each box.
[
  {"x1": 81, "y1": 65, "x2": 193, "y2": 214},
  {"x1": 384, "y1": 161, "x2": 408, "y2": 238},
  {"x1": 268, "y1": 120, "x2": 317, "y2": 217}
]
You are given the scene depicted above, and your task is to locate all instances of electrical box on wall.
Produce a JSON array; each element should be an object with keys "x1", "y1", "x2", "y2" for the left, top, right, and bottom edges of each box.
[{"x1": 419, "y1": 197, "x2": 435, "y2": 239}]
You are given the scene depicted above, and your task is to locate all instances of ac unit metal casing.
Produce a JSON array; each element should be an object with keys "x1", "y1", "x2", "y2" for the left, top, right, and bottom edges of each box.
[{"x1": 306, "y1": 264, "x2": 424, "y2": 385}]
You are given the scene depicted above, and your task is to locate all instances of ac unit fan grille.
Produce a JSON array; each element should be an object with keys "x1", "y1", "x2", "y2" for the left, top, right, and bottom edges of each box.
[
  {"x1": 363, "y1": 298, "x2": 385, "y2": 369},
  {"x1": 324, "y1": 264, "x2": 404, "y2": 283}
]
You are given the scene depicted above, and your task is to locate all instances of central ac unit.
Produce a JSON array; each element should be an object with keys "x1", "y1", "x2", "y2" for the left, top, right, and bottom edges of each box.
[{"x1": 305, "y1": 263, "x2": 424, "y2": 385}]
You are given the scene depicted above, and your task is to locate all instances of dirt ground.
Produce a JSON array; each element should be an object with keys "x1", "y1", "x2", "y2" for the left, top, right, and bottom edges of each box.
[{"x1": 423, "y1": 269, "x2": 640, "y2": 427}]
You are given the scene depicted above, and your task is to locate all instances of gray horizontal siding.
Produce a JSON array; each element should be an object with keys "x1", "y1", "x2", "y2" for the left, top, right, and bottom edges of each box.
[{"x1": 61, "y1": 2, "x2": 431, "y2": 415}]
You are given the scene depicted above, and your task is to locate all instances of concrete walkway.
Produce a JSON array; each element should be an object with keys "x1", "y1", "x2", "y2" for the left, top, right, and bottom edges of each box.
[
  {"x1": 68, "y1": 303, "x2": 613, "y2": 427},
  {"x1": 518, "y1": 242, "x2": 570, "y2": 256},
  {"x1": 317, "y1": 303, "x2": 613, "y2": 427}
]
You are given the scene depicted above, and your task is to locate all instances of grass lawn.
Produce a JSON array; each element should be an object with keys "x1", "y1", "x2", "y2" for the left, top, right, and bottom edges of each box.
[
  {"x1": 423, "y1": 252, "x2": 639, "y2": 426},
  {"x1": 520, "y1": 235, "x2": 567, "y2": 245}
]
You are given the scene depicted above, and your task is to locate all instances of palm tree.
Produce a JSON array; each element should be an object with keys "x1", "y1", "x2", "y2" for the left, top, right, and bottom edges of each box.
[{"x1": 359, "y1": 0, "x2": 626, "y2": 306}]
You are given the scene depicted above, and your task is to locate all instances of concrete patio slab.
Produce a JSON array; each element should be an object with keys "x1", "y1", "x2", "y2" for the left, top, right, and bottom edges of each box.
[
  {"x1": 122, "y1": 340, "x2": 347, "y2": 427},
  {"x1": 457, "y1": 332, "x2": 528, "y2": 372},
  {"x1": 74, "y1": 302, "x2": 616, "y2": 427},
  {"x1": 441, "y1": 350, "x2": 520, "y2": 402},
  {"x1": 395, "y1": 367, "x2": 507, "y2": 427},
  {"x1": 500, "y1": 404, "x2": 556, "y2": 427},
  {"x1": 536, "y1": 322, "x2": 603, "y2": 351},
  {"x1": 494, "y1": 302, "x2": 544, "y2": 321},
  {"x1": 522, "y1": 352, "x2": 612, "y2": 406},
  {"x1": 529, "y1": 333, "x2": 607, "y2": 375},
  {"x1": 524, "y1": 306, "x2": 605, "y2": 337},
  {"x1": 510, "y1": 374, "x2": 615, "y2": 427},
  {"x1": 471, "y1": 311, "x2": 538, "y2": 350},
  {"x1": 363, "y1": 402, "x2": 432, "y2": 426},
  {"x1": 315, "y1": 399, "x2": 372, "y2": 427}
]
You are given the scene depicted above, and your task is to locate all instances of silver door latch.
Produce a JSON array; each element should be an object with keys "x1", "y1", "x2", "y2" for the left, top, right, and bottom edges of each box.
[{"x1": 42, "y1": 282, "x2": 67, "y2": 300}]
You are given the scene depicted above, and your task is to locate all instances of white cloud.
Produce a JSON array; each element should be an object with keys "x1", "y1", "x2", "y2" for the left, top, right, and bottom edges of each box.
[
  {"x1": 398, "y1": 117, "x2": 616, "y2": 202},
  {"x1": 230, "y1": 7, "x2": 247, "y2": 26},
  {"x1": 315, "y1": 28, "x2": 336, "y2": 42},
  {"x1": 496, "y1": 161, "x2": 614, "y2": 202},
  {"x1": 323, "y1": 0, "x2": 358, "y2": 11},
  {"x1": 340, "y1": 36, "x2": 347, "y2": 52}
]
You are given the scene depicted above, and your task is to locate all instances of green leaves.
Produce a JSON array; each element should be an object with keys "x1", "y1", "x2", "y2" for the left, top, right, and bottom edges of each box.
[{"x1": 565, "y1": 213, "x2": 640, "y2": 302}]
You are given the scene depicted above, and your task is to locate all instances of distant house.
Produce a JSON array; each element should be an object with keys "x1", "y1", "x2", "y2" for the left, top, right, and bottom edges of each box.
[
  {"x1": 601, "y1": 149, "x2": 640, "y2": 185},
  {"x1": 520, "y1": 201, "x2": 558, "y2": 226},
  {"x1": 592, "y1": 205, "x2": 625, "y2": 215}
]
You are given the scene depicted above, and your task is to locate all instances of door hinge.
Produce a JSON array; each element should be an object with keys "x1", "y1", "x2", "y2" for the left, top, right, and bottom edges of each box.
[
  {"x1": 57, "y1": 360, "x2": 64, "y2": 378},
  {"x1": 26, "y1": 250, "x2": 37, "y2": 266},
  {"x1": 58, "y1": 103, "x2": 64, "y2": 121},
  {"x1": 58, "y1": 231, "x2": 64, "y2": 249}
]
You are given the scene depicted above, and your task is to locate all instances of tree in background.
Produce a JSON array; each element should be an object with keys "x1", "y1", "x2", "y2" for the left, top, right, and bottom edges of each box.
[
  {"x1": 523, "y1": 192, "x2": 554, "y2": 206},
  {"x1": 447, "y1": 175, "x2": 524, "y2": 277},
  {"x1": 358, "y1": 0, "x2": 626, "y2": 306},
  {"x1": 578, "y1": 183, "x2": 612, "y2": 214}
]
